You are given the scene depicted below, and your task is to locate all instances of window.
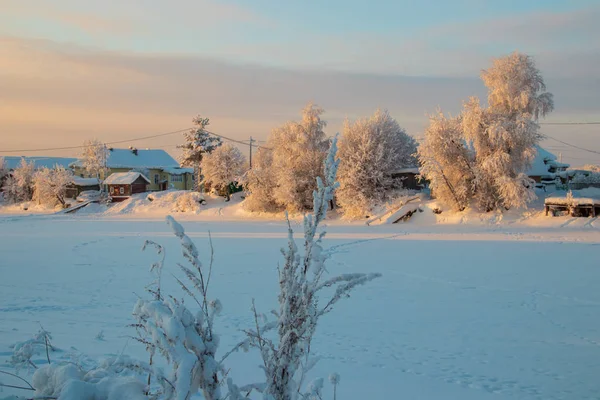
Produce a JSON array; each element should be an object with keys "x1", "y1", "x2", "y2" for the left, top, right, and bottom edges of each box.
[
  {"x1": 119, "y1": 187, "x2": 124, "y2": 195},
  {"x1": 154, "y1": 174, "x2": 159, "y2": 184},
  {"x1": 171, "y1": 174, "x2": 183, "y2": 182}
]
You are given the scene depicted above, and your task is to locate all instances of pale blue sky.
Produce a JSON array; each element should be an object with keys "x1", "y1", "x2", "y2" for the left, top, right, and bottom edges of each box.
[{"x1": 1, "y1": 0, "x2": 599, "y2": 164}]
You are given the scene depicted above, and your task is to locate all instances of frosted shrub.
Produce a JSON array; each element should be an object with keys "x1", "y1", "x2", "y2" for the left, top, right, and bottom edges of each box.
[
  {"x1": 201, "y1": 143, "x2": 247, "y2": 200},
  {"x1": 133, "y1": 216, "x2": 225, "y2": 400},
  {"x1": 9, "y1": 327, "x2": 53, "y2": 372},
  {"x1": 2, "y1": 158, "x2": 35, "y2": 203},
  {"x1": 244, "y1": 137, "x2": 381, "y2": 400},
  {"x1": 33, "y1": 165, "x2": 74, "y2": 208},
  {"x1": 337, "y1": 109, "x2": 417, "y2": 218}
]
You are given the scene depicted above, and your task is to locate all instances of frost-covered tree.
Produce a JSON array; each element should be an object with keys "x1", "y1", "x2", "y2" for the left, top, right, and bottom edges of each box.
[
  {"x1": 418, "y1": 112, "x2": 475, "y2": 211},
  {"x1": 245, "y1": 138, "x2": 381, "y2": 400},
  {"x1": 337, "y1": 109, "x2": 417, "y2": 218},
  {"x1": 0, "y1": 157, "x2": 9, "y2": 202},
  {"x1": 178, "y1": 116, "x2": 222, "y2": 192},
  {"x1": 419, "y1": 52, "x2": 552, "y2": 212},
  {"x1": 80, "y1": 139, "x2": 109, "y2": 180},
  {"x1": 201, "y1": 143, "x2": 247, "y2": 200},
  {"x1": 2, "y1": 158, "x2": 35, "y2": 203},
  {"x1": 481, "y1": 52, "x2": 554, "y2": 120},
  {"x1": 461, "y1": 52, "x2": 552, "y2": 211},
  {"x1": 33, "y1": 165, "x2": 74, "y2": 208},
  {"x1": 241, "y1": 147, "x2": 279, "y2": 212},
  {"x1": 269, "y1": 103, "x2": 330, "y2": 212}
]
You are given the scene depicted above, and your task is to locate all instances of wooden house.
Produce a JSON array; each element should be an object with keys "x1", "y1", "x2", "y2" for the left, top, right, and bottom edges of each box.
[
  {"x1": 66, "y1": 177, "x2": 101, "y2": 199},
  {"x1": 70, "y1": 148, "x2": 194, "y2": 191},
  {"x1": 104, "y1": 172, "x2": 150, "y2": 201}
]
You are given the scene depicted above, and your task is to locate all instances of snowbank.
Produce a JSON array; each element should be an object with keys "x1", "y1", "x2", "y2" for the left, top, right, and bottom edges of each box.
[{"x1": 104, "y1": 190, "x2": 205, "y2": 215}]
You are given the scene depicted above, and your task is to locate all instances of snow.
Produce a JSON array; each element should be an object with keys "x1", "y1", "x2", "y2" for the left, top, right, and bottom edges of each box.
[
  {"x1": 0, "y1": 213, "x2": 598, "y2": 399},
  {"x1": 526, "y1": 146, "x2": 568, "y2": 177},
  {"x1": 393, "y1": 167, "x2": 419, "y2": 174},
  {"x1": 103, "y1": 172, "x2": 150, "y2": 185},
  {"x1": 71, "y1": 148, "x2": 180, "y2": 169},
  {"x1": 72, "y1": 177, "x2": 100, "y2": 186},
  {"x1": 3, "y1": 156, "x2": 78, "y2": 170},
  {"x1": 545, "y1": 197, "x2": 600, "y2": 206}
]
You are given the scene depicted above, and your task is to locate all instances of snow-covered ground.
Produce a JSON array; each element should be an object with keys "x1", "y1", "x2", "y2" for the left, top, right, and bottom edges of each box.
[{"x1": 0, "y1": 207, "x2": 599, "y2": 399}]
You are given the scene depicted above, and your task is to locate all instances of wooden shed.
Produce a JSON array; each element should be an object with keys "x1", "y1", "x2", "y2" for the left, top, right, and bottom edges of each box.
[
  {"x1": 66, "y1": 177, "x2": 101, "y2": 199},
  {"x1": 104, "y1": 172, "x2": 150, "y2": 202}
]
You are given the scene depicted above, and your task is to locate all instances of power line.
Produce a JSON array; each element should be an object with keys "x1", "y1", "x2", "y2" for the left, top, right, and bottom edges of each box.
[
  {"x1": 544, "y1": 135, "x2": 600, "y2": 156},
  {"x1": 0, "y1": 128, "x2": 191, "y2": 154},
  {"x1": 540, "y1": 122, "x2": 600, "y2": 125},
  {"x1": 205, "y1": 130, "x2": 272, "y2": 150},
  {"x1": 0, "y1": 127, "x2": 271, "y2": 154}
]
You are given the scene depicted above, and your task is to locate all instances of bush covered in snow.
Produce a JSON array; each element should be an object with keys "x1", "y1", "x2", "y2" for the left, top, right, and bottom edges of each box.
[
  {"x1": 33, "y1": 165, "x2": 74, "y2": 208},
  {"x1": 336, "y1": 109, "x2": 417, "y2": 218},
  {"x1": 201, "y1": 143, "x2": 247, "y2": 200},
  {"x1": 2, "y1": 158, "x2": 35, "y2": 204}
]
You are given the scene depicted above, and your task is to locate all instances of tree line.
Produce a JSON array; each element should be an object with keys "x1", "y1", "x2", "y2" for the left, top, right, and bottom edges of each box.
[{"x1": 1, "y1": 52, "x2": 553, "y2": 216}]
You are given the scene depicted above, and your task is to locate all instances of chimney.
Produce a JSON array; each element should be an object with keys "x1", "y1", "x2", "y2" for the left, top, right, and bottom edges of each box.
[{"x1": 131, "y1": 147, "x2": 138, "y2": 156}]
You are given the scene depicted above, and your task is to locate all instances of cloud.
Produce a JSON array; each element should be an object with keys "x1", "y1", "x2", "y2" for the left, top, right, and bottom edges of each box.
[{"x1": 0, "y1": 36, "x2": 598, "y2": 165}]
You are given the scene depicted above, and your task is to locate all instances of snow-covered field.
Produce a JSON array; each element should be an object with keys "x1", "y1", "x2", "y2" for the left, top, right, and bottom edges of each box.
[{"x1": 1, "y1": 208, "x2": 599, "y2": 399}]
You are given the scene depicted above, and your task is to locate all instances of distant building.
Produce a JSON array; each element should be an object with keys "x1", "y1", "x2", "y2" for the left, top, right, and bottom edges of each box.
[
  {"x1": 391, "y1": 167, "x2": 422, "y2": 190},
  {"x1": 526, "y1": 146, "x2": 570, "y2": 185},
  {"x1": 104, "y1": 172, "x2": 151, "y2": 201},
  {"x1": 70, "y1": 148, "x2": 194, "y2": 191}
]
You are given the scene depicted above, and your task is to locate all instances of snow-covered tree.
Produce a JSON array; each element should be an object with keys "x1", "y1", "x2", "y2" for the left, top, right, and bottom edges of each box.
[
  {"x1": 33, "y1": 165, "x2": 74, "y2": 208},
  {"x1": 418, "y1": 111, "x2": 474, "y2": 211},
  {"x1": 481, "y1": 52, "x2": 554, "y2": 120},
  {"x1": 201, "y1": 143, "x2": 247, "y2": 200},
  {"x1": 270, "y1": 103, "x2": 330, "y2": 212},
  {"x1": 419, "y1": 52, "x2": 552, "y2": 212},
  {"x1": 2, "y1": 158, "x2": 35, "y2": 203},
  {"x1": 80, "y1": 139, "x2": 109, "y2": 180},
  {"x1": 241, "y1": 147, "x2": 279, "y2": 212},
  {"x1": 0, "y1": 157, "x2": 8, "y2": 200},
  {"x1": 245, "y1": 138, "x2": 380, "y2": 400},
  {"x1": 178, "y1": 116, "x2": 222, "y2": 192},
  {"x1": 461, "y1": 52, "x2": 552, "y2": 211},
  {"x1": 337, "y1": 109, "x2": 417, "y2": 218}
]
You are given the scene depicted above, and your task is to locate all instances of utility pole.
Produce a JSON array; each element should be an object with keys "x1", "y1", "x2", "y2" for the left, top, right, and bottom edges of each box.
[
  {"x1": 559, "y1": 152, "x2": 563, "y2": 163},
  {"x1": 249, "y1": 136, "x2": 255, "y2": 168}
]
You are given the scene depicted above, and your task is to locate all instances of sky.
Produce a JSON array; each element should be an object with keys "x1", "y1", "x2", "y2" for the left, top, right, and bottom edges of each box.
[{"x1": 0, "y1": 0, "x2": 599, "y2": 165}]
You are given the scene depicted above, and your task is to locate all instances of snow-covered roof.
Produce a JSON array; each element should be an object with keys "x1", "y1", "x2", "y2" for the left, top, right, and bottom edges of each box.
[
  {"x1": 71, "y1": 148, "x2": 180, "y2": 169},
  {"x1": 162, "y1": 167, "x2": 194, "y2": 175},
  {"x1": 527, "y1": 146, "x2": 569, "y2": 177},
  {"x1": 104, "y1": 172, "x2": 150, "y2": 185},
  {"x1": 72, "y1": 177, "x2": 100, "y2": 186},
  {"x1": 3, "y1": 156, "x2": 78, "y2": 170},
  {"x1": 545, "y1": 196, "x2": 600, "y2": 206},
  {"x1": 393, "y1": 167, "x2": 419, "y2": 174}
]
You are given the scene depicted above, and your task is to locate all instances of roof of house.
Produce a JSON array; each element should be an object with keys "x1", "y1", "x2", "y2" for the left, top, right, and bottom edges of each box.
[
  {"x1": 527, "y1": 146, "x2": 570, "y2": 177},
  {"x1": 71, "y1": 148, "x2": 180, "y2": 169},
  {"x1": 104, "y1": 172, "x2": 151, "y2": 185},
  {"x1": 72, "y1": 177, "x2": 100, "y2": 186},
  {"x1": 3, "y1": 156, "x2": 78, "y2": 170}
]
